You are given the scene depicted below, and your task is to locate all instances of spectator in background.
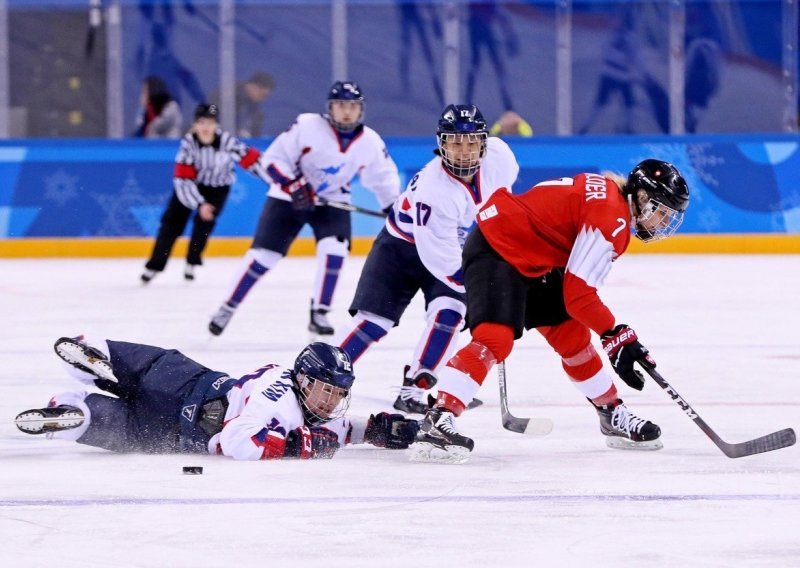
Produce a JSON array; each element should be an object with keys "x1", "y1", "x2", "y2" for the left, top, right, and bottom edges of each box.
[
  {"x1": 213, "y1": 72, "x2": 276, "y2": 138},
  {"x1": 134, "y1": 75, "x2": 183, "y2": 138},
  {"x1": 490, "y1": 110, "x2": 533, "y2": 137}
]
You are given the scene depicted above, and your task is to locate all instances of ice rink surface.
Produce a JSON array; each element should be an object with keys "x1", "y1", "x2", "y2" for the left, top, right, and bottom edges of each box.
[{"x1": 1, "y1": 254, "x2": 798, "y2": 567}]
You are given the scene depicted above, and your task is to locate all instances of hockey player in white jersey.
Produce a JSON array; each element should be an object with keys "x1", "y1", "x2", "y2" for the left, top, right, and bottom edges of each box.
[
  {"x1": 208, "y1": 81, "x2": 400, "y2": 338},
  {"x1": 15, "y1": 338, "x2": 419, "y2": 459},
  {"x1": 337, "y1": 104, "x2": 519, "y2": 412}
]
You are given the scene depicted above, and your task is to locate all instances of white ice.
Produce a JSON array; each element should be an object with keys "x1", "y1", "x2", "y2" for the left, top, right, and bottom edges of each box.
[{"x1": 1, "y1": 254, "x2": 798, "y2": 567}]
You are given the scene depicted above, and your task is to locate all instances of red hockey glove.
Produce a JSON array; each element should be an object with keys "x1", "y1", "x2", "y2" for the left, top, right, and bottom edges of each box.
[
  {"x1": 281, "y1": 176, "x2": 315, "y2": 212},
  {"x1": 284, "y1": 426, "x2": 340, "y2": 459},
  {"x1": 364, "y1": 412, "x2": 420, "y2": 449},
  {"x1": 600, "y1": 324, "x2": 654, "y2": 391}
]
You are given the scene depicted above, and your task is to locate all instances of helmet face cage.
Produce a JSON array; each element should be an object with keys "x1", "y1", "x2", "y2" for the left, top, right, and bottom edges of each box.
[
  {"x1": 326, "y1": 81, "x2": 365, "y2": 133},
  {"x1": 436, "y1": 104, "x2": 488, "y2": 178},
  {"x1": 295, "y1": 372, "x2": 351, "y2": 425},
  {"x1": 437, "y1": 132, "x2": 488, "y2": 178},
  {"x1": 632, "y1": 190, "x2": 684, "y2": 242},
  {"x1": 292, "y1": 342, "x2": 355, "y2": 425}
]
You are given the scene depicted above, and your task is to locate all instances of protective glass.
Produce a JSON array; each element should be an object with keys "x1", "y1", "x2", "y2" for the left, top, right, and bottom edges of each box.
[
  {"x1": 437, "y1": 132, "x2": 487, "y2": 178},
  {"x1": 634, "y1": 192, "x2": 684, "y2": 242},
  {"x1": 297, "y1": 372, "x2": 351, "y2": 425}
]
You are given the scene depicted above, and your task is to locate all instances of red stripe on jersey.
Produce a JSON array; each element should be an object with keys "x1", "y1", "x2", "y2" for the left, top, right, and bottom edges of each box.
[
  {"x1": 252, "y1": 430, "x2": 287, "y2": 459},
  {"x1": 387, "y1": 212, "x2": 414, "y2": 243},
  {"x1": 174, "y1": 163, "x2": 197, "y2": 179},
  {"x1": 440, "y1": 162, "x2": 482, "y2": 204},
  {"x1": 239, "y1": 147, "x2": 261, "y2": 168}
]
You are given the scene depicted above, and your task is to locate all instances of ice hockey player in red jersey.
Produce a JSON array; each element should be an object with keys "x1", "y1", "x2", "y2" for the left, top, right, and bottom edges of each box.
[{"x1": 411, "y1": 159, "x2": 690, "y2": 463}]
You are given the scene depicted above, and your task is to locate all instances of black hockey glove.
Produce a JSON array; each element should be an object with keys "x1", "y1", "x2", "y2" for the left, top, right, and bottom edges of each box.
[
  {"x1": 282, "y1": 176, "x2": 315, "y2": 212},
  {"x1": 364, "y1": 412, "x2": 420, "y2": 450},
  {"x1": 284, "y1": 426, "x2": 341, "y2": 459},
  {"x1": 600, "y1": 324, "x2": 654, "y2": 391}
]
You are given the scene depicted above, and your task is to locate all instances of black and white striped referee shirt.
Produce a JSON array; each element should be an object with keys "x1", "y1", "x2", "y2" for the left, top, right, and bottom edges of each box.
[{"x1": 173, "y1": 130, "x2": 267, "y2": 209}]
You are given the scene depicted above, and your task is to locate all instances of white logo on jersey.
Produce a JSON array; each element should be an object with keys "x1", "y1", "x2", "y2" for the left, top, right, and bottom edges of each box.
[
  {"x1": 182, "y1": 404, "x2": 197, "y2": 422},
  {"x1": 478, "y1": 204, "x2": 498, "y2": 221}
]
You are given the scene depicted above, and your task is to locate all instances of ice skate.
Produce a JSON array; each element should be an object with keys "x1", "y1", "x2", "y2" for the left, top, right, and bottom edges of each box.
[
  {"x1": 15, "y1": 405, "x2": 84, "y2": 435},
  {"x1": 140, "y1": 269, "x2": 157, "y2": 284},
  {"x1": 594, "y1": 399, "x2": 663, "y2": 451},
  {"x1": 184, "y1": 265, "x2": 196, "y2": 281},
  {"x1": 308, "y1": 300, "x2": 334, "y2": 336},
  {"x1": 410, "y1": 408, "x2": 474, "y2": 464},
  {"x1": 393, "y1": 366, "x2": 435, "y2": 414},
  {"x1": 54, "y1": 336, "x2": 117, "y2": 383},
  {"x1": 209, "y1": 304, "x2": 236, "y2": 336}
]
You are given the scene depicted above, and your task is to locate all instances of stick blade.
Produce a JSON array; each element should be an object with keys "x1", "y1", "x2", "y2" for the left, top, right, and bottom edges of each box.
[
  {"x1": 725, "y1": 428, "x2": 796, "y2": 459},
  {"x1": 502, "y1": 415, "x2": 553, "y2": 436}
]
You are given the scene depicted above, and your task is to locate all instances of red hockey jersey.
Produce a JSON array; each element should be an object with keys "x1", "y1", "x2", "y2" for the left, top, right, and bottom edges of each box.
[{"x1": 476, "y1": 173, "x2": 631, "y2": 335}]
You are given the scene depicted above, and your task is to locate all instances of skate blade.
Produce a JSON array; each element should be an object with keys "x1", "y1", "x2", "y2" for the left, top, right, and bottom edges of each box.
[
  {"x1": 56, "y1": 341, "x2": 117, "y2": 383},
  {"x1": 605, "y1": 436, "x2": 664, "y2": 451},
  {"x1": 409, "y1": 442, "x2": 472, "y2": 465},
  {"x1": 15, "y1": 410, "x2": 84, "y2": 434}
]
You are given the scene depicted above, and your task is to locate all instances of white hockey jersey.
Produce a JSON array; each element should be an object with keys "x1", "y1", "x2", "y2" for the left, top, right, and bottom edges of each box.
[
  {"x1": 385, "y1": 137, "x2": 519, "y2": 292},
  {"x1": 208, "y1": 364, "x2": 352, "y2": 460},
  {"x1": 259, "y1": 113, "x2": 400, "y2": 210}
]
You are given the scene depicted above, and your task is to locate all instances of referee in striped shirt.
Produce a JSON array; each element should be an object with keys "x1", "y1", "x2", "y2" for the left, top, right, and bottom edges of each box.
[{"x1": 142, "y1": 103, "x2": 267, "y2": 283}]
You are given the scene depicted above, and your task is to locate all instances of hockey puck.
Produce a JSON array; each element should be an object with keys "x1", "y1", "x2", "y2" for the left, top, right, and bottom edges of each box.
[{"x1": 182, "y1": 466, "x2": 203, "y2": 475}]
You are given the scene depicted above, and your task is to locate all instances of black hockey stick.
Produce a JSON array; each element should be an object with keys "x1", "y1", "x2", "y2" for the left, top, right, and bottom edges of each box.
[
  {"x1": 317, "y1": 197, "x2": 386, "y2": 218},
  {"x1": 639, "y1": 360, "x2": 796, "y2": 458},
  {"x1": 498, "y1": 361, "x2": 553, "y2": 436}
]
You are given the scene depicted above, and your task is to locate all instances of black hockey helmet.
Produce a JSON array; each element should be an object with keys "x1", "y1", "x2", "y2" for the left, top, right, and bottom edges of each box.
[
  {"x1": 326, "y1": 81, "x2": 364, "y2": 132},
  {"x1": 626, "y1": 159, "x2": 690, "y2": 242},
  {"x1": 436, "y1": 104, "x2": 488, "y2": 178},
  {"x1": 293, "y1": 342, "x2": 354, "y2": 425},
  {"x1": 194, "y1": 103, "x2": 219, "y2": 121}
]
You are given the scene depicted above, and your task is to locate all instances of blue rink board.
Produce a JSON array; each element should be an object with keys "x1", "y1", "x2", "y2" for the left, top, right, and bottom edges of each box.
[{"x1": 0, "y1": 134, "x2": 798, "y2": 238}]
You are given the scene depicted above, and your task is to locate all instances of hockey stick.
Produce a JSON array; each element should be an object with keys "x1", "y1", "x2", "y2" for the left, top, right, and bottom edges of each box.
[
  {"x1": 639, "y1": 360, "x2": 796, "y2": 458},
  {"x1": 497, "y1": 361, "x2": 553, "y2": 436},
  {"x1": 317, "y1": 197, "x2": 386, "y2": 218}
]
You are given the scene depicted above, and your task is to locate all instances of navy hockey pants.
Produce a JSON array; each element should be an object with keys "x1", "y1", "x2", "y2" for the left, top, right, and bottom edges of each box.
[{"x1": 77, "y1": 340, "x2": 233, "y2": 454}]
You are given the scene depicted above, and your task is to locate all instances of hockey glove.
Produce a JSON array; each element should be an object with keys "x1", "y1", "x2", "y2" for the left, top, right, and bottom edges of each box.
[
  {"x1": 364, "y1": 412, "x2": 420, "y2": 450},
  {"x1": 600, "y1": 324, "x2": 654, "y2": 391},
  {"x1": 281, "y1": 176, "x2": 315, "y2": 212},
  {"x1": 284, "y1": 426, "x2": 341, "y2": 459}
]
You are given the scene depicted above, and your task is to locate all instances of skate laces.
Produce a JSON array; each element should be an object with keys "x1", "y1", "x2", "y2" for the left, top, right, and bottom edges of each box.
[
  {"x1": 311, "y1": 310, "x2": 332, "y2": 327},
  {"x1": 395, "y1": 384, "x2": 427, "y2": 403},
  {"x1": 212, "y1": 305, "x2": 235, "y2": 325},
  {"x1": 611, "y1": 404, "x2": 647, "y2": 434},
  {"x1": 434, "y1": 411, "x2": 458, "y2": 435}
]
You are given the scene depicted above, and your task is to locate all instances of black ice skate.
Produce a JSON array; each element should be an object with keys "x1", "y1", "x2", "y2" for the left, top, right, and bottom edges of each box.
[
  {"x1": 140, "y1": 269, "x2": 157, "y2": 284},
  {"x1": 54, "y1": 336, "x2": 117, "y2": 383},
  {"x1": 209, "y1": 304, "x2": 236, "y2": 336},
  {"x1": 184, "y1": 265, "x2": 196, "y2": 281},
  {"x1": 308, "y1": 300, "x2": 334, "y2": 336},
  {"x1": 410, "y1": 408, "x2": 474, "y2": 464},
  {"x1": 15, "y1": 405, "x2": 84, "y2": 435},
  {"x1": 393, "y1": 366, "x2": 436, "y2": 414},
  {"x1": 594, "y1": 399, "x2": 663, "y2": 451}
]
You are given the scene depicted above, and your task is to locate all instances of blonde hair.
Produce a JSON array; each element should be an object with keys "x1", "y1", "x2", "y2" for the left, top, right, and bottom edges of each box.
[{"x1": 602, "y1": 170, "x2": 628, "y2": 191}]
